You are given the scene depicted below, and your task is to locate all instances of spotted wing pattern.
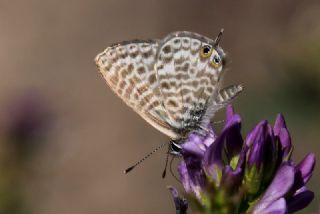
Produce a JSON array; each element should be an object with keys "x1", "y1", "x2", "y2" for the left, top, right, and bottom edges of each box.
[
  {"x1": 95, "y1": 31, "x2": 243, "y2": 139},
  {"x1": 155, "y1": 32, "x2": 224, "y2": 134},
  {"x1": 95, "y1": 40, "x2": 180, "y2": 139}
]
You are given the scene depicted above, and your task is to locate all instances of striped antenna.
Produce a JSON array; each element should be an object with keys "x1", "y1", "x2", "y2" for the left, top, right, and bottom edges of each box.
[
  {"x1": 124, "y1": 142, "x2": 168, "y2": 174},
  {"x1": 214, "y1": 28, "x2": 224, "y2": 46}
]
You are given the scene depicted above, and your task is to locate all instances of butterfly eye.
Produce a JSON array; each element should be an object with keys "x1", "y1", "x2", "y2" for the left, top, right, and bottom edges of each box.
[
  {"x1": 200, "y1": 45, "x2": 212, "y2": 58},
  {"x1": 210, "y1": 53, "x2": 222, "y2": 69}
]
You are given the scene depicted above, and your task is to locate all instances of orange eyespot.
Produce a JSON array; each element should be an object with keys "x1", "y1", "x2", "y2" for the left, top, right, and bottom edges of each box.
[
  {"x1": 200, "y1": 45, "x2": 212, "y2": 58},
  {"x1": 210, "y1": 53, "x2": 222, "y2": 69}
]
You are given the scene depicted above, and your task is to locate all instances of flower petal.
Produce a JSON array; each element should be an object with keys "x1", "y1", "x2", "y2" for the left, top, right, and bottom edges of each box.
[
  {"x1": 246, "y1": 120, "x2": 268, "y2": 147},
  {"x1": 182, "y1": 139, "x2": 205, "y2": 158},
  {"x1": 253, "y1": 164, "x2": 294, "y2": 212},
  {"x1": 273, "y1": 114, "x2": 293, "y2": 159},
  {"x1": 224, "y1": 105, "x2": 243, "y2": 158},
  {"x1": 178, "y1": 161, "x2": 205, "y2": 197},
  {"x1": 226, "y1": 104, "x2": 236, "y2": 122},
  {"x1": 274, "y1": 114, "x2": 287, "y2": 135},
  {"x1": 278, "y1": 128, "x2": 292, "y2": 159},
  {"x1": 296, "y1": 153, "x2": 316, "y2": 183},
  {"x1": 178, "y1": 161, "x2": 192, "y2": 193},
  {"x1": 168, "y1": 186, "x2": 188, "y2": 214},
  {"x1": 287, "y1": 187, "x2": 314, "y2": 213},
  {"x1": 202, "y1": 125, "x2": 217, "y2": 147},
  {"x1": 182, "y1": 127, "x2": 216, "y2": 159},
  {"x1": 245, "y1": 121, "x2": 278, "y2": 187},
  {"x1": 246, "y1": 121, "x2": 269, "y2": 169},
  {"x1": 204, "y1": 112, "x2": 242, "y2": 170},
  {"x1": 254, "y1": 198, "x2": 287, "y2": 214}
]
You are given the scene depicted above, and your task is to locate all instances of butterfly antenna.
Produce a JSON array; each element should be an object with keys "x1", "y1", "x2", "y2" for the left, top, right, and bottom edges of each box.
[
  {"x1": 124, "y1": 142, "x2": 168, "y2": 174},
  {"x1": 162, "y1": 146, "x2": 170, "y2": 178},
  {"x1": 214, "y1": 28, "x2": 224, "y2": 46}
]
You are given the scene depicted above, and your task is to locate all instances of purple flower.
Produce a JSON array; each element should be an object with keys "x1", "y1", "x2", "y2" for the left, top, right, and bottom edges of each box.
[
  {"x1": 0, "y1": 93, "x2": 52, "y2": 158},
  {"x1": 174, "y1": 105, "x2": 315, "y2": 213},
  {"x1": 168, "y1": 186, "x2": 188, "y2": 214}
]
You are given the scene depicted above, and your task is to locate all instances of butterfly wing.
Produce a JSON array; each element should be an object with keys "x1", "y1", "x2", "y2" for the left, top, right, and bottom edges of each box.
[
  {"x1": 199, "y1": 84, "x2": 243, "y2": 130},
  {"x1": 95, "y1": 40, "x2": 180, "y2": 139},
  {"x1": 155, "y1": 32, "x2": 224, "y2": 134}
]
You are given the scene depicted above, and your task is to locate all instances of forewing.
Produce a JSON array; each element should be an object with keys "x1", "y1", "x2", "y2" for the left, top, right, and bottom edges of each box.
[
  {"x1": 155, "y1": 32, "x2": 222, "y2": 130},
  {"x1": 95, "y1": 40, "x2": 179, "y2": 139}
]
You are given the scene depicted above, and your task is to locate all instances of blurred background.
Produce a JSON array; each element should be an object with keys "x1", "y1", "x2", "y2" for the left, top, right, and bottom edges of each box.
[{"x1": 0, "y1": 0, "x2": 319, "y2": 213}]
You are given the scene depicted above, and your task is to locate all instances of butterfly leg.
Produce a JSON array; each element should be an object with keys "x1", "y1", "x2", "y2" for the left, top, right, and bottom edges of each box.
[
  {"x1": 169, "y1": 156, "x2": 181, "y2": 183},
  {"x1": 162, "y1": 144, "x2": 171, "y2": 178}
]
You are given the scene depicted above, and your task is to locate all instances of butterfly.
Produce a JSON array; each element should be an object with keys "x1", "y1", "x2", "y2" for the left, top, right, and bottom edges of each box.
[{"x1": 95, "y1": 30, "x2": 243, "y2": 175}]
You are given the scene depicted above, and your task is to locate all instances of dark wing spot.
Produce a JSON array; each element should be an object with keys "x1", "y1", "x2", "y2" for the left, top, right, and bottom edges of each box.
[
  {"x1": 183, "y1": 38, "x2": 189, "y2": 44},
  {"x1": 180, "y1": 88, "x2": 191, "y2": 96},
  {"x1": 124, "y1": 85, "x2": 134, "y2": 99},
  {"x1": 157, "y1": 64, "x2": 164, "y2": 70},
  {"x1": 200, "y1": 78, "x2": 209, "y2": 85},
  {"x1": 120, "y1": 69, "x2": 128, "y2": 78},
  {"x1": 161, "y1": 81, "x2": 170, "y2": 90},
  {"x1": 134, "y1": 93, "x2": 139, "y2": 100},
  {"x1": 127, "y1": 64, "x2": 134, "y2": 73},
  {"x1": 181, "y1": 62, "x2": 190, "y2": 72},
  {"x1": 148, "y1": 100, "x2": 160, "y2": 110},
  {"x1": 168, "y1": 99, "x2": 178, "y2": 108},
  {"x1": 149, "y1": 74, "x2": 156, "y2": 84},
  {"x1": 119, "y1": 51, "x2": 128, "y2": 59},
  {"x1": 111, "y1": 55, "x2": 119, "y2": 63},
  {"x1": 137, "y1": 66, "x2": 146, "y2": 75},
  {"x1": 129, "y1": 51, "x2": 138, "y2": 58},
  {"x1": 206, "y1": 87, "x2": 214, "y2": 94},
  {"x1": 175, "y1": 65, "x2": 181, "y2": 71},
  {"x1": 137, "y1": 85, "x2": 148, "y2": 94},
  {"x1": 189, "y1": 68, "x2": 195, "y2": 75},
  {"x1": 143, "y1": 93, "x2": 153, "y2": 103},
  {"x1": 173, "y1": 39, "x2": 180, "y2": 44},
  {"x1": 182, "y1": 38, "x2": 190, "y2": 49},
  {"x1": 151, "y1": 100, "x2": 160, "y2": 107},
  {"x1": 176, "y1": 73, "x2": 189, "y2": 80},
  {"x1": 169, "y1": 81, "x2": 177, "y2": 88},
  {"x1": 129, "y1": 44, "x2": 136, "y2": 50},
  {"x1": 143, "y1": 51, "x2": 151, "y2": 58},
  {"x1": 192, "y1": 80, "x2": 199, "y2": 88},
  {"x1": 140, "y1": 100, "x2": 146, "y2": 107},
  {"x1": 163, "y1": 56, "x2": 173, "y2": 63},
  {"x1": 119, "y1": 81, "x2": 126, "y2": 89},
  {"x1": 162, "y1": 45, "x2": 171, "y2": 54},
  {"x1": 110, "y1": 74, "x2": 119, "y2": 85},
  {"x1": 174, "y1": 57, "x2": 184, "y2": 65},
  {"x1": 185, "y1": 96, "x2": 192, "y2": 103}
]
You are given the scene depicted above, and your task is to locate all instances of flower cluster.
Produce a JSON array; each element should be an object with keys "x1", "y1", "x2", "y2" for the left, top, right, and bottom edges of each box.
[{"x1": 169, "y1": 105, "x2": 315, "y2": 214}]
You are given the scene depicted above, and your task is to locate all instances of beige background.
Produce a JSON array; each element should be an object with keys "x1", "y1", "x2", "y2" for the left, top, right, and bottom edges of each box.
[{"x1": 0, "y1": 0, "x2": 319, "y2": 213}]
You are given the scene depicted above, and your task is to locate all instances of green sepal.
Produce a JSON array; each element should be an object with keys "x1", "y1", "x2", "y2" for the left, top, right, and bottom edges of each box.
[
  {"x1": 230, "y1": 155, "x2": 240, "y2": 170},
  {"x1": 244, "y1": 165, "x2": 263, "y2": 196}
]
